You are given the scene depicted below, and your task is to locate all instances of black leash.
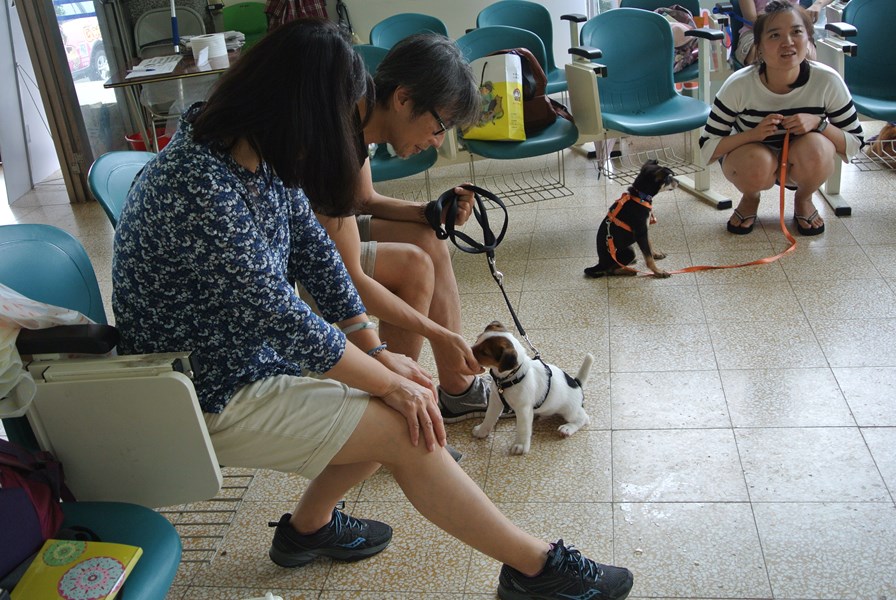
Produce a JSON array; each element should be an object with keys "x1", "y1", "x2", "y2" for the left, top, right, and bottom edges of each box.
[{"x1": 424, "y1": 184, "x2": 541, "y2": 358}]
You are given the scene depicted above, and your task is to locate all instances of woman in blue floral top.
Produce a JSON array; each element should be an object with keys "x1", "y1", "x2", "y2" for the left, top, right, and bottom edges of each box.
[{"x1": 111, "y1": 19, "x2": 634, "y2": 600}]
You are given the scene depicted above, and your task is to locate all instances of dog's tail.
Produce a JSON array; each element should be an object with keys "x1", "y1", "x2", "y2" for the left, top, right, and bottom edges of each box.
[{"x1": 574, "y1": 353, "x2": 594, "y2": 388}]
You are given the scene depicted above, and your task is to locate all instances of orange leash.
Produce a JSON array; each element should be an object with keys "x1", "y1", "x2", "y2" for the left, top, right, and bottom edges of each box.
[{"x1": 613, "y1": 132, "x2": 797, "y2": 276}]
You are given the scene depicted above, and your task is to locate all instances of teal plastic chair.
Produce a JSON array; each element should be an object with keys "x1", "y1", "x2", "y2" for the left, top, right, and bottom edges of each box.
[
  {"x1": 619, "y1": 0, "x2": 702, "y2": 85},
  {"x1": 369, "y1": 13, "x2": 448, "y2": 48},
  {"x1": 476, "y1": 0, "x2": 567, "y2": 95},
  {"x1": 565, "y1": 8, "x2": 730, "y2": 208},
  {"x1": 88, "y1": 151, "x2": 155, "y2": 227},
  {"x1": 222, "y1": 1, "x2": 268, "y2": 51},
  {"x1": 455, "y1": 26, "x2": 579, "y2": 160},
  {"x1": 354, "y1": 44, "x2": 438, "y2": 195},
  {"x1": 840, "y1": 0, "x2": 896, "y2": 121},
  {"x1": 579, "y1": 10, "x2": 709, "y2": 136},
  {"x1": 0, "y1": 224, "x2": 182, "y2": 600}
]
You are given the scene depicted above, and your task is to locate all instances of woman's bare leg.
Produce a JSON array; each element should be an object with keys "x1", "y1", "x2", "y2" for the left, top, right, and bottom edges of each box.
[
  {"x1": 785, "y1": 133, "x2": 837, "y2": 231},
  {"x1": 370, "y1": 241, "x2": 434, "y2": 361},
  {"x1": 370, "y1": 219, "x2": 472, "y2": 395},
  {"x1": 299, "y1": 399, "x2": 551, "y2": 575},
  {"x1": 722, "y1": 142, "x2": 779, "y2": 229}
]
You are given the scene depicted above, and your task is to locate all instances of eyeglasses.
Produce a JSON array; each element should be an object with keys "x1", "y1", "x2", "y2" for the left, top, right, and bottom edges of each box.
[{"x1": 429, "y1": 109, "x2": 448, "y2": 136}]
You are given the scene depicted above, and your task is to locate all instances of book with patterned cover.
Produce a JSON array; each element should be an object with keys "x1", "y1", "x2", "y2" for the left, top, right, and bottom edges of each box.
[{"x1": 11, "y1": 539, "x2": 142, "y2": 600}]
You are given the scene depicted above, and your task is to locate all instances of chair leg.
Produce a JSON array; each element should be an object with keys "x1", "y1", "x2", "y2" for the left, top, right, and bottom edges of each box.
[
  {"x1": 676, "y1": 128, "x2": 732, "y2": 210},
  {"x1": 816, "y1": 158, "x2": 851, "y2": 216},
  {"x1": 814, "y1": 35, "x2": 853, "y2": 216}
]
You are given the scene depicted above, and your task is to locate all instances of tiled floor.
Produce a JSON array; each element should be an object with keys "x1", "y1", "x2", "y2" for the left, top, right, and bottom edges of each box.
[{"x1": 3, "y1": 130, "x2": 896, "y2": 599}]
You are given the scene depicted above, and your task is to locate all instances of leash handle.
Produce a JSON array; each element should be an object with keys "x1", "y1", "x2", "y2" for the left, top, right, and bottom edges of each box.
[{"x1": 425, "y1": 184, "x2": 508, "y2": 254}]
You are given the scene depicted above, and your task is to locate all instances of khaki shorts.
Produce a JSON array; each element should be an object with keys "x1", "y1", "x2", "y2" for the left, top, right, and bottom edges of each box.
[
  {"x1": 356, "y1": 214, "x2": 376, "y2": 277},
  {"x1": 204, "y1": 374, "x2": 369, "y2": 479}
]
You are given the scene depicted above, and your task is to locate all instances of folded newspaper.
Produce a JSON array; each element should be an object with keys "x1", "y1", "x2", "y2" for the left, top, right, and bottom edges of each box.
[{"x1": 181, "y1": 31, "x2": 246, "y2": 53}]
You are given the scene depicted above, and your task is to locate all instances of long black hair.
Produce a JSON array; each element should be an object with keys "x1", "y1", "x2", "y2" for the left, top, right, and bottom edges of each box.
[
  {"x1": 753, "y1": 0, "x2": 813, "y2": 89},
  {"x1": 192, "y1": 19, "x2": 374, "y2": 217}
]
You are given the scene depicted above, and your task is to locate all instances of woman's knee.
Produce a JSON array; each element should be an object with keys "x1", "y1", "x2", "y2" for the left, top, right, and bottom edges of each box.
[
  {"x1": 788, "y1": 136, "x2": 835, "y2": 184},
  {"x1": 341, "y1": 399, "x2": 439, "y2": 467},
  {"x1": 381, "y1": 243, "x2": 434, "y2": 299},
  {"x1": 404, "y1": 221, "x2": 448, "y2": 262},
  {"x1": 723, "y1": 145, "x2": 778, "y2": 191}
]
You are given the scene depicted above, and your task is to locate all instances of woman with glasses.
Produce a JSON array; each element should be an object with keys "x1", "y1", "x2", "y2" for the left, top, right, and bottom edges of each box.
[{"x1": 318, "y1": 34, "x2": 504, "y2": 425}]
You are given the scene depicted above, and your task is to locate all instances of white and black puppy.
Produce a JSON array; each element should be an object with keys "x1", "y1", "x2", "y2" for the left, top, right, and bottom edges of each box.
[
  {"x1": 471, "y1": 321, "x2": 592, "y2": 455},
  {"x1": 584, "y1": 159, "x2": 677, "y2": 279}
]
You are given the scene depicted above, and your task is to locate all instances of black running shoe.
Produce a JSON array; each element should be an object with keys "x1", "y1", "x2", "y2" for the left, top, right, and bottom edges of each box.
[
  {"x1": 497, "y1": 539, "x2": 633, "y2": 600},
  {"x1": 268, "y1": 508, "x2": 392, "y2": 568}
]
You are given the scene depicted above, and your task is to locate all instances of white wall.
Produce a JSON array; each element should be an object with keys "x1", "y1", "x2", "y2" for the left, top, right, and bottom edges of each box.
[
  {"x1": 343, "y1": 0, "x2": 587, "y2": 67},
  {"x1": 0, "y1": 2, "x2": 61, "y2": 205}
]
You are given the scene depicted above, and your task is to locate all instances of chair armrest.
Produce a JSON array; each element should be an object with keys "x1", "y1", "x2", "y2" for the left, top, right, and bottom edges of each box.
[
  {"x1": 570, "y1": 45, "x2": 602, "y2": 60},
  {"x1": 686, "y1": 28, "x2": 725, "y2": 42},
  {"x1": 711, "y1": 3, "x2": 731, "y2": 28},
  {"x1": 825, "y1": 22, "x2": 857, "y2": 38},
  {"x1": 561, "y1": 14, "x2": 587, "y2": 23},
  {"x1": 15, "y1": 324, "x2": 120, "y2": 356}
]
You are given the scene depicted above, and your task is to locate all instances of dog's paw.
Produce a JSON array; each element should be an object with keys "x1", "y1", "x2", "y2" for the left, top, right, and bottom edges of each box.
[
  {"x1": 472, "y1": 424, "x2": 490, "y2": 439},
  {"x1": 509, "y1": 442, "x2": 530, "y2": 455},
  {"x1": 653, "y1": 251, "x2": 667, "y2": 260},
  {"x1": 652, "y1": 270, "x2": 671, "y2": 278},
  {"x1": 558, "y1": 424, "x2": 577, "y2": 438}
]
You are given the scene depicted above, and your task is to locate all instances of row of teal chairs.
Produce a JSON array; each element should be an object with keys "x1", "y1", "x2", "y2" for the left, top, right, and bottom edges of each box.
[
  {"x1": 361, "y1": 1, "x2": 724, "y2": 203},
  {"x1": 368, "y1": 2, "x2": 570, "y2": 95}
]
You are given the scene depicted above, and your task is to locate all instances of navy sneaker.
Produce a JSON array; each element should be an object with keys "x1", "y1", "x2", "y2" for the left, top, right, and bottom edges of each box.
[
  {"x1": 439, "y1": 376, "x2": 514, "y2": 423},
  {"x1": 268, "y1": 508, "x2": 392, "y2": 567},
  {"x1": 498, "y1": 539, "x2": 633, "y2": 600}
]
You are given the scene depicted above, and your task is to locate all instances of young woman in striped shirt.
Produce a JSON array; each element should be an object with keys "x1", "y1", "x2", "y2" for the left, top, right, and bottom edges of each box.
[{"x1": 700, "y1": 1, "x2": 863, "y2": 235}]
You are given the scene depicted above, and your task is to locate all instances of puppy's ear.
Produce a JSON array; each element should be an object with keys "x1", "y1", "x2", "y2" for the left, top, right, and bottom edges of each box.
[
  {"x1": 484, "y1": 321, "x2": 506, "y2": 333},
  {"x1": 472, "y1": 337, "x2": 500, "y2": 367},
  {"x1": 661, "y1": 168, "x2": 676, "y2": 187},
  {"x1": 496, "y1": 338, "x2": 519, "y2": 372}
]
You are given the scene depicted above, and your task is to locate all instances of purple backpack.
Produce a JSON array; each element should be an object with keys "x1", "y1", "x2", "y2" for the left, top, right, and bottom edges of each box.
[{"x1": 0, "y1": 438, "x2": 74, "y2": 580}]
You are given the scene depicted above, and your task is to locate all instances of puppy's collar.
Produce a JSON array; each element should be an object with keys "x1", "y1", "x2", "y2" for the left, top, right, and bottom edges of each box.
[
  {"x1": 628, "y1": 189, "x2": 654, "y2": 207},
  {"x1": 491, "y1": 359, "x2": 553, "y2": 410}
]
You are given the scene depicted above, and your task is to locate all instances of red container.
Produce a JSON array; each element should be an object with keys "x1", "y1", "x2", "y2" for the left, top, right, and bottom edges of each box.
[{"x1": 126, "y1": 128, "x2": 171, "y2": 151}]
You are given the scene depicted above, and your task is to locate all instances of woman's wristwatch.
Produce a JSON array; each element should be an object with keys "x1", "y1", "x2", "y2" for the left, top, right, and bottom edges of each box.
[{"x1": 814, "y1": 115, "x2": 829, "y2": 133}]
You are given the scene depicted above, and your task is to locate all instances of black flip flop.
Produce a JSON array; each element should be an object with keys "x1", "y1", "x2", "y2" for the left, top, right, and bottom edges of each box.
[
  {"x1": 794, "y1": 210, "x2": 825, "y2": 236},
  {"x1": 727, "y1": 209, "x2": 757, "y2": 235}
]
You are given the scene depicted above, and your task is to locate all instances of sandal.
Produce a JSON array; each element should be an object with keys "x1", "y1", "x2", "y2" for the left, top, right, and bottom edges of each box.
[
  {"x1": 726, "y1": 209, "x2": 757, "y2": 235},
  {"x1": 794, "y1": 210, "x2": 825, "y2": 236}
]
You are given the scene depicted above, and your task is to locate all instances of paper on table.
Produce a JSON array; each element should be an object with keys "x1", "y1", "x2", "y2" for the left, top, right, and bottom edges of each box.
[{"x1": 125, "y1": 54, "x2": 182, "y2": 79}]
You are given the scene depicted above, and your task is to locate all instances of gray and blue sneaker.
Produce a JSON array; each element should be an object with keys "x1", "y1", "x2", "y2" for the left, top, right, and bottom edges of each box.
[
  {"x1": 268, "y1": 508, "x2": 392, "y2": 568},
  {"x1": 438, "y1": 375, "x2": 513, "y2": 423},
  {"x1": 498, "y1": 539, "x2": 633, "y2": 600}
]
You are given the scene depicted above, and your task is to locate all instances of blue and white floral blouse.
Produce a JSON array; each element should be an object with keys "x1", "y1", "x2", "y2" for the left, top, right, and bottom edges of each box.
[{"x1": 112, "y1": 103, "x2": 365, "y2": 414}]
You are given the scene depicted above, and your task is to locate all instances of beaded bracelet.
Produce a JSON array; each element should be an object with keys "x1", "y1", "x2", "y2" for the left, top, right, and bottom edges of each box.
[
  {"x1": 366, "y1": 343, "x2": 388, "y2": 357},
  {"x1": 341, "y1": 321, "x2": 377, "y2": 335}
]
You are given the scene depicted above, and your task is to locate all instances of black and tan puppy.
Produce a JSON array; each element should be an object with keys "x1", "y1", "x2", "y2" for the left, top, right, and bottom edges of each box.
[{"x1": 584, "y1": 160, "x2": 676, "y2": 279}]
